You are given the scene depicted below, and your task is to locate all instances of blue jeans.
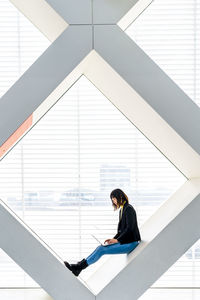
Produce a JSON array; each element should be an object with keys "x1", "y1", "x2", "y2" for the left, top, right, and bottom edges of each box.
[{"x1": 86, "y1": 241, "x2": 139, "y2": 265}]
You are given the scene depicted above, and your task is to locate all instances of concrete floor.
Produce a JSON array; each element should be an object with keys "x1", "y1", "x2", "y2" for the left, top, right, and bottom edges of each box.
[
  {"x1": 1, "y1": 288, "x2": 200, "y2": 300},
  {"x1": 0, "y1": 289, "x2": 53, "y2": 300},
  {"x1": 141, "y1": 289, "x2": 200, "y2": 300}
]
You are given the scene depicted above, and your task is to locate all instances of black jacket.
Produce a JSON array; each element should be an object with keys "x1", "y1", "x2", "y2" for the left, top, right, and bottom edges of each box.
[{"x1": 113, "y1": 202, "x2": 141, "y2": 244}]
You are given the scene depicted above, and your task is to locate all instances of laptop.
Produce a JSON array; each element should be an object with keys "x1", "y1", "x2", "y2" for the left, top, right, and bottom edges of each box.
[{"x1": 91, "y1": 234, "x2": 108, "y2": 246}]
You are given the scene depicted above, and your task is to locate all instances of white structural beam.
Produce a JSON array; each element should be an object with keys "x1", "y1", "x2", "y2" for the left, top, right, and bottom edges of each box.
[
  {"x1": 1, "y1": 182, "x2": 200, "y2": 300},
  {"x1": 117, "y1": 0, "x2": 154, "y2": 30},
  {"x1": 93, "y1": 0, "x2": 153, "y2": 30},
  {"x1": 9, "y1": 0, "x2": 68, "y2": 42},
  {"x1": 10, "y1": 0, "x2": 152, "y2": 39},
  {"x1": 10, "y1": 0, "x2": 92, "y2": 42},
  {"x1": 0, "y1": 25, "x2": 92, "y2": 159},
  {"x1": 88, "y1": 178, "x2": 200, "y2": 299},
  {"x1": 0, "y1": 0, "x2": 151, "y2": 159},
  {"x1": 1, "y1": 1, "x2": 200, "y2": 300},
  {"x1": 45, "y1": 0, "x2": 92, "y2": 25},
  {"x1": 1, "y1": 181, "x2": 200, "y2": 300},
  {"x1": 0, "y1": 200, "x2": 95, "y2": 300},
  {"x1": 85, "y1": 25, "x2": 200, "y2": 178}
]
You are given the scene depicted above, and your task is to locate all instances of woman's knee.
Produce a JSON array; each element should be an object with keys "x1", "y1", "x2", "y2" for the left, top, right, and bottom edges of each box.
[
  {"x1": 94, "y1": 245, "x2": 103, "y2": 253},
  {"x1": 96, "y1": 245, "x2": 103, "y2": 250},
  {"x1": 99, "y1": 245, "x2": 105, "y2": 250},
  {"x1": 97, "y1": 245, "x2": 106, "y2": 254}
]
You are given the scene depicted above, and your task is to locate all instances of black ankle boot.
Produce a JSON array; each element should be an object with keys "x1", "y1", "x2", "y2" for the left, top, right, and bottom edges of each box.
[
  {"x1": 64, "y1": 261, "x2": 72, "y2": 271},
  {"x1": 70, "y1": 258, "x2": 88, "y2": 277}
]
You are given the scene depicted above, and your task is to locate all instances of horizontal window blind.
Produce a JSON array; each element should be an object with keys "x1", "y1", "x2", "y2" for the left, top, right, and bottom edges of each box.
[
  {"x1": 126, "y1": 0, "x2": 200, "y2": 108},
  {"x1": 126, "y1": 0, "x2": 200, "y2": 290},
  {"x1": 0, "y1": 0, "x2": 198, "y2": 289}
]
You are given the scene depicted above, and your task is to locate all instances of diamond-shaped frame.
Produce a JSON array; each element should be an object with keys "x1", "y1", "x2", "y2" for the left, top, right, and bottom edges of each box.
[{"x1": 0, "y1": 1, "x2": 200, "y2": 299}]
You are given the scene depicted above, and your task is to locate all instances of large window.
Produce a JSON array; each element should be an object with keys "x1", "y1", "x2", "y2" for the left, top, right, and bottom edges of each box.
[{"x1": 0, "y1": 0, "x2": 199, "y2": 294}]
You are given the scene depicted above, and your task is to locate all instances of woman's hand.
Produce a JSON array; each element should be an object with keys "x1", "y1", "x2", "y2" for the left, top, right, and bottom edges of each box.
[
  {"x1": 104, "y1": 239, "x2": 111, "y2": 245},
  {"x1": 104, "y1": 238, "x2": 118, "y2": 245}
]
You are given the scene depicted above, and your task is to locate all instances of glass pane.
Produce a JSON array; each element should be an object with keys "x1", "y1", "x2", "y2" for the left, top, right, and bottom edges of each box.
[
  {"x1": 0, "y1": 75, "x2": 186, "y2": 285},
  {"x1": 125, "y1": 0, "x2": 200, "y2": 107},
  {"x1": 0, "y1": 0, "x2": 50, "y2": 97}
]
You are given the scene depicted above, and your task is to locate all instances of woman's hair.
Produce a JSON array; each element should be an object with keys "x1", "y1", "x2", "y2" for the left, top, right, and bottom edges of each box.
[{"x1": 110, "y1": 188, "x2": 129, "y2": 210}]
